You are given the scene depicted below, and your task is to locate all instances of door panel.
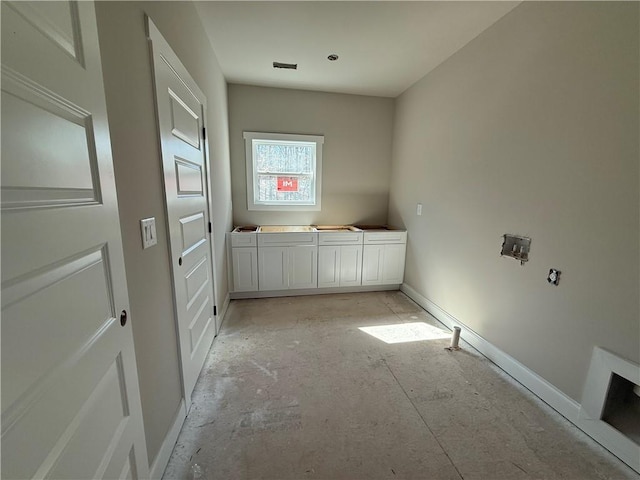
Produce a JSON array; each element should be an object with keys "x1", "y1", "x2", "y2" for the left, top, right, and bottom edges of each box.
[
  {"x1": 339, "y1": 245, "x2": 362, "y2": 287},
  {"x1": 362, "y1": 245, "x2": 384, "y2": 285},
  {"x1": 179, "y1": 211, "x2": 207, "y2": 255},
  {"x1": 185, "y1": 257, "x2": 210, "y2": 308},
  {"x1": 148, "y1": 19, "x2": 217, "y2": 404},
  {"x1": 289, "y1": 246, "x2": 318, "y2": 289},
  {"x1": 2, "y1": 248, "x2": 113, "y2": 410},
  {"x1": 169, "y1": 89, "x2": 201, "y2": 149},
  {"x1": 318, "y1": 246, "x2": 340, "y2": 288},
  {"x1": 1, "y1": 69, "x2": 100, "y2": 210},
  {"x1": 175, "y1": 158, "x2": 203, "y2": 196},
  {"x1": 232, "y1": 248, "x2": 258, "y2": 292},
  {"x1": 382, "y1": 244, "x2": 406, "y2": 284},
  {"x1": 258, "y1": 247, "x2": 288, "y2": 291},
  {"x1": 7, "y1": 1, "x2": 84, "y2": 63},
  {"x1": 1, "y1": 2, "x2": 149, "y2": 478}
]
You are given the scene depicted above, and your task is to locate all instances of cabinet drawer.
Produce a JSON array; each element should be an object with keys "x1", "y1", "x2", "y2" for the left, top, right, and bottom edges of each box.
[
  {"x1": 231, "y1": 233, "x2": 257, "y2": 247},
  {"x1": 318, "y1": 232, "x2": 363, "y2": 245},
  {"x1": 363, "y1": 231, "x2": 407, "y2": 245},
  {"x1": 258, "y1": 232, "x2": 318, "y2": 247}
]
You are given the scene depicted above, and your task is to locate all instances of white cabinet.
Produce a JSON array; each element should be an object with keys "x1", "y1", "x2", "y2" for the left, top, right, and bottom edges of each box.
[
  {"x1": 257, "y1": 233, "x2": 318, "y2": 291},
  {"x1": 258, "y1": 247, "x2": 288, "y2": 290},
  {"x1": 232, "y1": 248, "x2": 258, "y2": 292},
  {"x1": 318, "y1": 245, "x2": 363, "y2": 288},
  {"x1": 230, "y1": 227, "x2": 406, "y2": 295},
  {"x1": 381, "y1": 243, "x2": 406, "y2": 284},
  {"x1": 318, "y1": 246, "x2": 340, "y2": 287},
  {"x1": 362, "y1": 244, "x2": 384, "y2": 285},
  {"x1": 340, "y1": 246, "x2": 363, "y2": 286},
  {"x1": 288, "y1": 246, "x2": 318, "y2": 289},
  {"x1": 361, "y1": 231, "x2": 407, "y2": 286},
  {"x1": 318, "y1": 231, "x2": 364, "y2": 288},
  {"x1": 229, "y1": 232, "x2": 259, "y2": 292}
]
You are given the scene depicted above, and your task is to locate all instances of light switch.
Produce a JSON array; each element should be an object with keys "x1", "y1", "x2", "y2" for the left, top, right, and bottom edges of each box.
[
  {"x1": 140, "y1": 217, "x2": 157, "y2": 249},
  {"x1": 416, "y1": 203, "x2": 423, "y2": 216}
]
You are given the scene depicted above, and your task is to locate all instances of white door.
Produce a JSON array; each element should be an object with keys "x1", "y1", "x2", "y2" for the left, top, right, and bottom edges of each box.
[
  {"x1": 289, "y1": 246, "x2": 318, "y2": 289},
  {"x1": 339, "y1": 245, "x2": 363, "y2": 287},
  {"x1": 232, "y1": 247, "x2": 258, "y2": 292},
  {"x1": 362, "y1": 245, "x2": 385, "y2": 285},
  {"x1": 1, "y1": 2, "x2": 149, "y2": 478},
  {"x1": 318, "y1": 246, "x2": 340, "y2": 288},
  {"x1": 147, "y1": 19, "x2": 217, "y2": 404},
  {"x1": 258, "y1": 247, "x2": 288, "y2": 291}
]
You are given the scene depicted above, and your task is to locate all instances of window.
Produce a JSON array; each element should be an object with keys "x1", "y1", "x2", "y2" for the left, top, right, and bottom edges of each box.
[{"x1": 244, "y1": 131, "x2": 323, "y2": 211}]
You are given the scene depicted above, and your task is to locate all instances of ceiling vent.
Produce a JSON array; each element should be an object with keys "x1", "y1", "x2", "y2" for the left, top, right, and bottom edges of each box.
[{"x1": 273, "y1": 62, "x2": 297, "y2": 70}]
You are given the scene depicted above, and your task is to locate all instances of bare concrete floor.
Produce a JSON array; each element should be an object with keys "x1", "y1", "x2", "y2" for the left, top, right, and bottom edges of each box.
[{"x1": 163, "y1": 292, "x2": 638, "y2": 480}]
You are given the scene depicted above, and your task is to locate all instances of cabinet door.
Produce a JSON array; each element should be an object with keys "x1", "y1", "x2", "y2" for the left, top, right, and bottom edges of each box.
[
  {"x1": 339, "y1": 245, "x2": 362, "y2": 287},
  {"x1": 289, "y1": 246, "x2": 318, "y2": 289},
  {"x1": 258, "y1": 247, "x2": 288, "y2": 291},
  {"x1": 382, "y1": 244, "x2": 407, "y2": 284},
  {"x1": 318, "y1": 246, "x2": 340, "y2": 288},
  {"x1": 232, "y1": 248, "x2": 258, "y2": 292},
  {"x1": 362, "y1": 245, "x2": 384, "y2": 285}
]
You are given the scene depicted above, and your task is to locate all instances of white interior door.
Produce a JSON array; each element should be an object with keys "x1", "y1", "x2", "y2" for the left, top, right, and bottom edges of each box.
[
  {"x1": 147, "y1": 18, "x2": 217, "y2": 404},
  {"x1": 1, "y1": 1, "x2": 149, "y2": 478}
]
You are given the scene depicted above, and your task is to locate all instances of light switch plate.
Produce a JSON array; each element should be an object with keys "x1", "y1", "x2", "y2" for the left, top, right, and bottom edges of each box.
[
  {"x1": 416, "y1": 203, "x2": 423, "y2": 216},
  {"x1": 140, "y1": 217, "x2": 157, "y2": 249}
]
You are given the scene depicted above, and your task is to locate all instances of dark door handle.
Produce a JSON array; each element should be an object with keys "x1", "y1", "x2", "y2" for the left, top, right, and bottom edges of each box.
[{"x1": 120, "y1": 310, "x2": 128, "y2": 326}]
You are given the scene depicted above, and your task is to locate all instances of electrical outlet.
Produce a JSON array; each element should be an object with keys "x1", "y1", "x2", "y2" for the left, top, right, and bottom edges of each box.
[
  {"x1": 547, "y1": 268, "x2": 561, "y2": 286},
  {"x1": 140, "y1": 217, "x2": 157, "y2": 249},
  {"x1": 416, "y1": 203, "x2": 423, "y2": 216}
]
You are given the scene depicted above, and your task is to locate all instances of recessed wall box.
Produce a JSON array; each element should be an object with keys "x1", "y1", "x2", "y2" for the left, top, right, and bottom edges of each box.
[{"x1": 501, "y1": 234, "x2": 531, "y2": 265}]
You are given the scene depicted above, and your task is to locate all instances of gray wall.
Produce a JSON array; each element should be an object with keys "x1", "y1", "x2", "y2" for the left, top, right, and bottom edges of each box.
[
  {"x1": 389, "y1": 2, "x2": 639, "y2": 402},
  {"x1": 228, "y1": 84, "x2": 394, "y2": 226},
  {"x1": 95, "y1": 1, "x2": 232, "y2": 467}
]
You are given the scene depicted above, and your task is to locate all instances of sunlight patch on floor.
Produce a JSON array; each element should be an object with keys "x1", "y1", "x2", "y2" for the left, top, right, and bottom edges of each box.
[{"x1": 358, "y1": 322, "x2": 451, "y2": 344}]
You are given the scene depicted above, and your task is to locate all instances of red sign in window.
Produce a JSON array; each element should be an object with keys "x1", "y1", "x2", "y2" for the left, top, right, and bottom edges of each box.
[{"x1": 277, "y1": 176, "x2": 298, "y2": 192}]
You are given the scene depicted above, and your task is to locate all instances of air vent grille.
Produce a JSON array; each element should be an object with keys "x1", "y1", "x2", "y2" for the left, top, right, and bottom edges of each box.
[{"x1": 273, "y1": 62, "x2": 297, "y2": 70}]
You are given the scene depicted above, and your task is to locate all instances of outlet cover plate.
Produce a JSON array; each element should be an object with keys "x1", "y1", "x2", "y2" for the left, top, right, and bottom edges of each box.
[{"x1": 140, "y1": 217, "x2": 157, "y2": 249}]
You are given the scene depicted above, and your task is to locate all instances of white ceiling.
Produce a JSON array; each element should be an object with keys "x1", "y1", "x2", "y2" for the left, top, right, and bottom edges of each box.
[{"x1": 195, "y1": 1, "x2": 520, "y2": 98}]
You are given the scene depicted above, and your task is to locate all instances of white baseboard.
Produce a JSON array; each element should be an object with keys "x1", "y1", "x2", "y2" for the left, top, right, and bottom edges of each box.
[
  {"x1": 400, "y1": 283, "x2": 581, "y2": 423},
  {"x1": 400, "y1": 283, "x2": 640, "y2": 474},
  {"x1": 230, "y1": 284, "x2": 399, "y2": 300},
  {"x1": 149, "y1": 399, "x2": 187, "y2": 480},
  {"x1": 216, "y1": 292, "x2": 231, "y2": 332}
]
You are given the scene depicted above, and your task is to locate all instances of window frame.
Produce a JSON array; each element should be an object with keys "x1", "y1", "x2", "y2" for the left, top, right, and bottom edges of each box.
[{"x1": 243, "y1": 131, "x2": 324, "y2": 211}]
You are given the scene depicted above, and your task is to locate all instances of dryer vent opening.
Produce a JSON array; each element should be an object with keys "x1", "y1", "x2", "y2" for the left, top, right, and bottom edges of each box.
[{"x1": 602, "y1": 373, "x2": 640, "y2": 445}]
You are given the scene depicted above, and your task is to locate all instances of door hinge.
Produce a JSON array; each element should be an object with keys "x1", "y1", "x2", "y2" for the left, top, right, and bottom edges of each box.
[
  {"x1": 208, "y1": 221, "x2": 212, "y2": 233},
  {"x1": 213, "y1": 305, "x2": 217, "y2": 316},
  {"x1": 202, "y1": 127, "x2": 206, "y2": 140}
]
